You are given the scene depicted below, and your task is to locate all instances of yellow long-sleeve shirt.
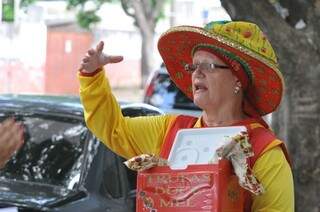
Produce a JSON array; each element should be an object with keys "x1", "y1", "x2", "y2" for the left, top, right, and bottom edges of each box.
[{"x1": 78, "y1": 70, "x2": 294, "y2": 212}]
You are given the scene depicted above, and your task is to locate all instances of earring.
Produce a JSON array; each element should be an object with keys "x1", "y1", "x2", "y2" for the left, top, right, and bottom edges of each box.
[
  {"x1": 234, "y1": 86, "x2": 240, "y2": 94},
  {"x1": 234, "y1": 81, "x2": 242, "y2": 94}
]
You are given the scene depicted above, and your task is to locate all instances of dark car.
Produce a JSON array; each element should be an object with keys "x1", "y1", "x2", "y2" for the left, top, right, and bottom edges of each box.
[
  {"x1": 143, "y1": 64, "x2": 201, "y2": 117},
  {"x1": 0, "y1": 95, "x2": 163, "y2": 212}
]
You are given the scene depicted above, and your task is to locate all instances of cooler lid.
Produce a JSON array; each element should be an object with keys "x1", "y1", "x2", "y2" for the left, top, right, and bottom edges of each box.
[{"x1": 168, "y1": 126, "x2": 247, "y2": 169}]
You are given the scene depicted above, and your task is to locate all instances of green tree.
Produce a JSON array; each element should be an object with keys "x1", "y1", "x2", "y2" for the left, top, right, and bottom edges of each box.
[
  {"x1": 2, "y1": 0, "x2": 15, "y2": 22},
  {"x1": 220, "y1": 0, "x2": 320, "y2": 211},
  {"x1": 67, "y1": 0, "x2": 167, "y2": 86},
  {"x1": 20, "y1": 0, "x2": 37, "y2": 9}
]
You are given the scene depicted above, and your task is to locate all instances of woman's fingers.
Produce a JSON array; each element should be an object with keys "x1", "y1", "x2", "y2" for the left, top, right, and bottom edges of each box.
[
  {"x1": 80, "y1": 63, "x2": 92, "y2": 72},
  {"x1": 0, "y1": 118, "x2": 24, "y2": 168},
  {"x1": 96, "y1": 41, "x2": 104, "y2": 52},
  {"x1": 107, "y1": 55, "x2": 124, "y2": 64},
  {"x1": 12, "y1": 122, "x2": 24, "y2": 150},
  {"x1": 82, "y1": 56, "x2": 90, "y2": 63},
  {"x1": 79, "y1": 41, "x2": 123, "y2": 73},
  {"x1": 87, "y1": 48, "x2": 95, "y2": 56},
  {"x1": 3, "y1": 120, "x2": 23, "y2": 150}
]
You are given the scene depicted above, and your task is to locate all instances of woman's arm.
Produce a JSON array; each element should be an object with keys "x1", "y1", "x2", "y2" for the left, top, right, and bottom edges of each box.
[
  {"x1": 78, "y1": 41, "x2": 176, "y2": 159},
  {"x1": 79, "y1": 70, "x2": 174, "y2": 159},
  {"x1": 252, "y1": 146, "x2": 294, "y2": 212}
]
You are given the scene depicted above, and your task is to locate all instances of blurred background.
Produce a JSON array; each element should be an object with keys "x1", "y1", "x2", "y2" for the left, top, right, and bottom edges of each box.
[
  {"x1": 1, "y1": 0, "x2": 320, "y2": 211},
  {"x1": 0, "y1": 0, "x2": 229, "y2": 101}
]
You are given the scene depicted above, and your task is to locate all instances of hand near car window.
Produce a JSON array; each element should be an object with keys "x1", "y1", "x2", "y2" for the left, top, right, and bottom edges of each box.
[
  {"x1": 79, "y1": 41, "x2": 124, "y2": 73},
  {"x1": 0, "y1": 118, "x2": 24, "y2": 168}
]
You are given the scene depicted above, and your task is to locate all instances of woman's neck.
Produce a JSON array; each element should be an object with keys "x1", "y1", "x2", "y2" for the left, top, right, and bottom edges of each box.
[
  {"x1": 202, "y1": 114, "x2": 246, "y2": 127},
  {"x1": 201, "y1": 104, "x2": 247, "y2": 127}
]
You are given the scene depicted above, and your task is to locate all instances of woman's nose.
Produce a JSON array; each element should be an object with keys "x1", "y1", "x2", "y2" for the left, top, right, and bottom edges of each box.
[{"x1": 193, "y1": 67, "x2": 205, "y2": 78}]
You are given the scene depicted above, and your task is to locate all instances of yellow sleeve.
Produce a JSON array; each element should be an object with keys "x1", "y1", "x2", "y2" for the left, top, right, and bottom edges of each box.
[
  {"x1": 251, "y1": 146, "x2": 294, "y2": 212},
  {"x1": 78, "y1": 70, "x2": 176, "y2": 159}
]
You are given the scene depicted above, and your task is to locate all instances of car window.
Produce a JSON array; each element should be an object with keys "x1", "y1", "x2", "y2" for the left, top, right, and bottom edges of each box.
[
  {"x1": 0, "y1": 114, "x2": 88, "y2": 189},
  {"x1": 145, "y1": 71, "x2": 200, "y2": 111},
  {"x1": 99, "y1": 149, "x2": 125, "y2": 199}
]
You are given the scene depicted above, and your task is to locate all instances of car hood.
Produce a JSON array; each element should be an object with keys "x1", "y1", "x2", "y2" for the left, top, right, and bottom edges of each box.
[{"x1": 0, "y1": 179, "x2": 86, "y2": 210}]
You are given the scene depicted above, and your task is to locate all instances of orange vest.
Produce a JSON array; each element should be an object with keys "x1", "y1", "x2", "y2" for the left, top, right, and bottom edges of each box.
[{"x1": 159, "y1": 115, "x2": 291, "y2": 212}]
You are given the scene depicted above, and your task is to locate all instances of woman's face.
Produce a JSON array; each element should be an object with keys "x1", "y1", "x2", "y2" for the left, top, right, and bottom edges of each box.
[{"x1": 191, "y1": 50, "x2": 239, "y2": 111}]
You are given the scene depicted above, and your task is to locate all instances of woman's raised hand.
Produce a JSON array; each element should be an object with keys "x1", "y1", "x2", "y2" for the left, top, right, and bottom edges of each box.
[
  {"x1": 79, "y1": 41, "x2": 124, "y2": 73},
  {"x1": 0, "y1": 118, "x2": 24, "y2": 168}
]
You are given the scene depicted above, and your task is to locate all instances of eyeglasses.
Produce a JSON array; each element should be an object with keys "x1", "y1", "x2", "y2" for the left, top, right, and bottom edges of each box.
[{"x1": 184, "y1": 63, "x2": 229, "y2": 74}]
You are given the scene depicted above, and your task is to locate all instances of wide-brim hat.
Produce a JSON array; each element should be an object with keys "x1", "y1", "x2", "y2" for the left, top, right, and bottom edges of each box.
[{"x1": 158, "y1": 21, "x2": 284, "y2": 116}]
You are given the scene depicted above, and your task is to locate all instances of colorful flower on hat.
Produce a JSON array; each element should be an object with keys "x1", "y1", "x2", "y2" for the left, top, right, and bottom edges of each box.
[{"x1": 243, "y1": 31, "x2": 252, "y2": 38}]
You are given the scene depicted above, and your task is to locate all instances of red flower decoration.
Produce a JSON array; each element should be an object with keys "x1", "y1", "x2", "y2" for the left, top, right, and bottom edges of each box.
[{"x1": 243, "y1": 31, "x2": 252, "y2": 38}]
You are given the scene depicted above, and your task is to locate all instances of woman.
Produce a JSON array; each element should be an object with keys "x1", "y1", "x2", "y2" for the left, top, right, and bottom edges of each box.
[{"x1": 78, "y1": 21, "x2": 294, "y2": 211}]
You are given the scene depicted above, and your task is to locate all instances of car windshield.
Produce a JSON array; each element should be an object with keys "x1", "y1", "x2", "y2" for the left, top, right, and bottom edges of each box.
[
  {"x1": 0, "y1": 113, "x2": 88, "y2": 189},
  {"x1": 146, "y1": 69, "x2": 200, "y2": 110}
]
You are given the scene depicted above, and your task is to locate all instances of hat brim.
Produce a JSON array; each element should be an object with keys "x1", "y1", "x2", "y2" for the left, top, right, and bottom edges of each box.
[{"x1": 158, "y1": 26, "x2": 284, "y2": 116}]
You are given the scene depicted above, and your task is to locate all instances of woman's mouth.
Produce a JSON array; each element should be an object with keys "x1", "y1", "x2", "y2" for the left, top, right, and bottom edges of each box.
[{"x1": 194, "y1": 84, "x2": 208, "y2": 93}]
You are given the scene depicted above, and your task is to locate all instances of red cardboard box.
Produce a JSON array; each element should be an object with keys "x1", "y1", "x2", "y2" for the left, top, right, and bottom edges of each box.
[{"x1": 136, "y1": 160, "x2": 244, "y2": 212}]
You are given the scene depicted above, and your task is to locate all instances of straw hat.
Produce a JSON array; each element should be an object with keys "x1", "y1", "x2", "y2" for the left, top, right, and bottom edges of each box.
[{"x1": 158, "y1": 21, "x2": 284, "y2": 116}]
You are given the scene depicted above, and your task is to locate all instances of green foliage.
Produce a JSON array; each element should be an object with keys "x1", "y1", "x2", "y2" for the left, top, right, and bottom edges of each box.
[
  {"x1": 66, "y1": 0, "x2": 167, "y2": 30},
  {"x1": 155, "y1": 6, "x2": 165, "y2": 23},
  {"x1": 120, "y1": 0, "x2": 167, "y2": 27},
  {"x1": 77, "y1": 10, "x2": 101, "y2": 29},
  {"x1": 67, "y1": 0, "x2": 117, "y2": 30},
  {"x1": 67, "y1": 0, "x2": 88, "y2": 9},
  {"x1": 96, "y1": 0, "x2": 118, "y2": 7},
  {"x1": 20, "y1": 0, "x2": 37, "y2": 8},
  {"x1": 2, "y1": 0, "x2": 14, "y2": 22}
]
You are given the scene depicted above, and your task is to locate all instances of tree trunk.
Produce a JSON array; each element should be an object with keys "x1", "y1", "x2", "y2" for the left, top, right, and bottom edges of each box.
[
  {"x1": 220, "y1": 1, "x2": 320, "y2": 211},
  {"x1": 140, "y1": 29, "x2": 155, "y2": 87},
  {"x1": 121, "y1": 0, "x2": 165, "y2": 87}
]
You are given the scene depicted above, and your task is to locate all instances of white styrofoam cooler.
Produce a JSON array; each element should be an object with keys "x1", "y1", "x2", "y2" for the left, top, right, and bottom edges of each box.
[{"x1": 168, "y1": 126, "x2": 247, "y2": 169}]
